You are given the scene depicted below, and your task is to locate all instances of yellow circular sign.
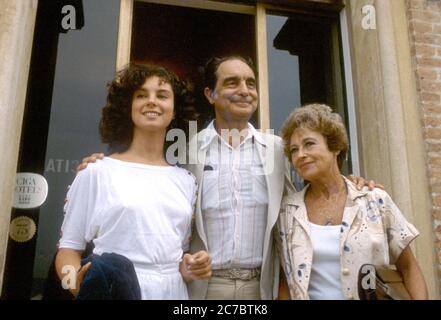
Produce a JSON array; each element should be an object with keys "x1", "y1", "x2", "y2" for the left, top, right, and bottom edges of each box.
[{"x1": 9, "y1": 216, "x2": 36, "y2": 243}]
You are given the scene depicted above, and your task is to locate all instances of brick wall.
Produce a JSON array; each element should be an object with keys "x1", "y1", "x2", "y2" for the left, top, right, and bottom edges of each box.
[{"x1": 407, "y1": 0, "x2": 441, "y2": 291}]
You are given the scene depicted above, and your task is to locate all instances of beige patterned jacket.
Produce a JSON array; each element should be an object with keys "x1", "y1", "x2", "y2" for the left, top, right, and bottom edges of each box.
[{"x1": 275, "y1": 176, "x2": 419, "y2": 300}]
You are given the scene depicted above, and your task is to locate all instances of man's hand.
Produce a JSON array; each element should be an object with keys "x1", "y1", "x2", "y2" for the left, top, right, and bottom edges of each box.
[
  {"x1": 180, "y1": 251, "x2": 212, "y2": 283},
  {"x1": 76, "y1": 153, "x2": 105, "y2": 173},
  {"x1": 347, "y1": 174, "x2": 384, "y2": 191}
]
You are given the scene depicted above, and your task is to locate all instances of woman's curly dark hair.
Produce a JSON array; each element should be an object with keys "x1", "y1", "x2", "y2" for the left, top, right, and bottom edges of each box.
[{"x1": 99, "y1": 63, "x2": 198, "y2": 154}]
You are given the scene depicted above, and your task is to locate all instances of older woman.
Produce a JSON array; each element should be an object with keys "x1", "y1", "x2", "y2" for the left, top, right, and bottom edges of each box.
[
  {"x1": 276, "y1": 104, "x2": 427, "y2": 300},
  {"x1": 55, "y1": 64, "x2": 211, "y2": 299}
]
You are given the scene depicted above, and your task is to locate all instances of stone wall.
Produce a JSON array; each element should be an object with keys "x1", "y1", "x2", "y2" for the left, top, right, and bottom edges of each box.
[
  {"x1": 407, "y1": 0, "x2": 441, "y2": 291},
  {"x1": 0, "y1": 0, "x2": 37, "y2": 293}
]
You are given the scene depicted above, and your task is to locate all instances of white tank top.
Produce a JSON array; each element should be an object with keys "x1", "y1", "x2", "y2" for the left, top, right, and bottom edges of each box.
[{"x1": 308, "y1": 222, "x2": 346, "y2": 300}]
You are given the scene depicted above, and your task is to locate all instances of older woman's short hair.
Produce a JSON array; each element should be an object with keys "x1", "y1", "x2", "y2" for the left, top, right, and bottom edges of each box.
[
  {"x1": 99, "y1": 63, "x2": 197, "y2": 154},
  {"x1": 280, "y1": 104, "x2": 349, "y2": 170}
]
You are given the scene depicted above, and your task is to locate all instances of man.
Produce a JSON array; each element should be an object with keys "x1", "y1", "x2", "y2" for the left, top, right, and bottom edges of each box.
[{"x1": 184, "y1": 56, "x2": 292, "y2": 300}]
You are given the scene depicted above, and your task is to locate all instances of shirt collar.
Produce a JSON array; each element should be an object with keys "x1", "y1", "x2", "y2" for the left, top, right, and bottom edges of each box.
[
  {"x1": 200, "y1": 120, "x2": 267, "y2": 150},
  {"x1": 285, "y1": 175, "x2": 369, "y2": 207},
  {"x1": 248, "y1": 122, "x2": 267, "y2": 147},
  {"x1": 343, "y1": 175, "x2": 369, "y2": 202},
  {"x1": 199, "y1": 120, "x2": 218, "y2": 150}
]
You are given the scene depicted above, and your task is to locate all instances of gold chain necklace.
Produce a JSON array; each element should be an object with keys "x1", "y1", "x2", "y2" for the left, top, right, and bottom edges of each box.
[{"x1": 306, "y1": 185, "x2": 347, "y2": 226}]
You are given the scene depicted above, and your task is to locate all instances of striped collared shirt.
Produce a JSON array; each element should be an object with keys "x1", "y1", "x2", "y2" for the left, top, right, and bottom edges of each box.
[{"x1": 201, "y1": 121, "x2": 268, "y2": 270}]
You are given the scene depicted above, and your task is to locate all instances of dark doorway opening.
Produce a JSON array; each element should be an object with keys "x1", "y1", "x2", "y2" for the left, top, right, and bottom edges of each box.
[{"x1": 131, "y1": 1, "x2": 257, "y2": 128}]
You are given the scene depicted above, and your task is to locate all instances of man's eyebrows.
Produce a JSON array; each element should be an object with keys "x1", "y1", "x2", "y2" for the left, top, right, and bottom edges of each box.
[
  {"x1": 223, "y1": 76, "x2": 240, "y2": 82},
  {"x1": 223, "y1": 76, "x2": 256, "y2": 82}
]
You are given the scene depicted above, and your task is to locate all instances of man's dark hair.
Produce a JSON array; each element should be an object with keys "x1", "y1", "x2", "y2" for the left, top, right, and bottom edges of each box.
[
  {"x1": 203, "y1": 55, "x2": 257, "y2": 90},
  {"x1": 99, "y1": 63, "x2": 197, "y2": 154}
]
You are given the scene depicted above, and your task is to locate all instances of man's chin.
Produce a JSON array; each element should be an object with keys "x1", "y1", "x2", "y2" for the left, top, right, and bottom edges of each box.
[
  {"x1": 231, "y1": 106, "x2": 256, "y2": 117},
  {"x1": 232, "y1": 113, "x2": 254, "y2": 122}
]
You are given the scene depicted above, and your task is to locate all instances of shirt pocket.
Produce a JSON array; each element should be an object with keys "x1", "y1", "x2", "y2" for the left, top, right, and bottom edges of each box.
[
  {"x1": 250, "y1": 162, "x2": 268, "y2": 205},
  {"x1": 201, "y1": 169, "x2": 220, "y2": 212}
]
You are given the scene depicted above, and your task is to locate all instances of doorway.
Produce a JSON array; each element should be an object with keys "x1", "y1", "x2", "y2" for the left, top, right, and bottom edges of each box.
[{"x1": 130, "y1": 0, "x2": 257, "y2": 127}]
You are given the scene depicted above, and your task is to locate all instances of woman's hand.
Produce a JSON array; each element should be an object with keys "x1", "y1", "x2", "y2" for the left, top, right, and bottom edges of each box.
[
  {"x1": 180, "y1": 251, "x2": 212, "y2": 283},
  {"x1": 71, "y1": 262, "x2": 92, "y2": 297},
  {"x1": 63, "y1": 262, "x2": 92, "y2": 297},
  {"x1": 55, "y1": 248, "x2": 91, "y2": 298},
  {"x1": 76, "y1": 153, "x2": 105, "y2": 172}
]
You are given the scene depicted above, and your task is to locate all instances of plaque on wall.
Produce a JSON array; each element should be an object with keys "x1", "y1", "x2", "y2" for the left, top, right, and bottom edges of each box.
[
  {"x1": 9, "y1": 216, "x2": 37, "y2": 243},
  {"x1": 13, "y1": 173, "x2": 48, "y2": 209}
]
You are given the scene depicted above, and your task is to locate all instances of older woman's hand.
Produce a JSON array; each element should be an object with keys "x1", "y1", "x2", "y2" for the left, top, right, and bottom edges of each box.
[{"x1": 347, "y1": 175, "x2": 384, "y2": 191}]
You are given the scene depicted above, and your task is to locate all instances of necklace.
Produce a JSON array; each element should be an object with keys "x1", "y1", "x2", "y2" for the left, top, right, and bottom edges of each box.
[
  {"x1": 305, "y1": 183, "x2": 347, "y2": 226},
  {"x1": 323, "y1": 212, "x2": 334, "y2": 226}
]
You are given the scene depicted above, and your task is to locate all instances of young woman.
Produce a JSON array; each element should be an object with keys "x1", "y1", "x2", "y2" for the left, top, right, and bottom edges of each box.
[{"x1": 55, "y1": 64, "x2": 211, "y2": 299}]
